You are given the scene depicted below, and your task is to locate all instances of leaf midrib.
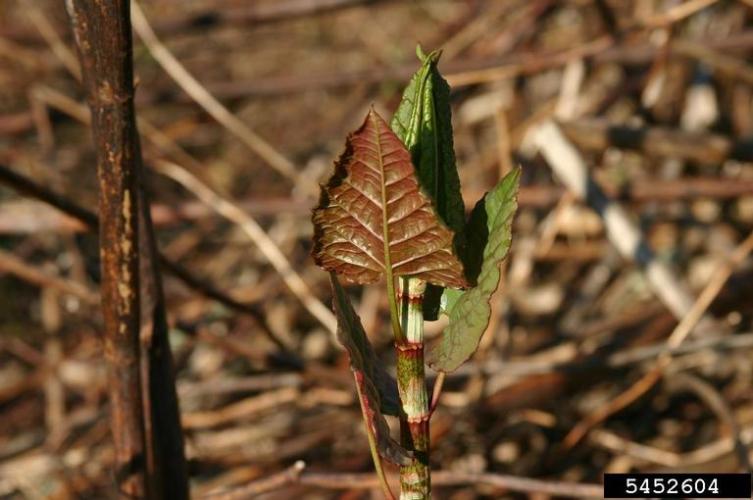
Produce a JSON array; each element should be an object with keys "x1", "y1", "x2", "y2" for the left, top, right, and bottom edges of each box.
[
  {"x1": 373, "y1": 117, "x2": 392, "y2": 279},
  {"x1": 372, "y1": 113, "x2": 403, "y2": 341}
]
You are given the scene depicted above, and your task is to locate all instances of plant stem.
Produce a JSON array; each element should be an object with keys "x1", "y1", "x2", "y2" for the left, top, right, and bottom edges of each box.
[
  {"x1": 67, "y1": 2, "x2": 145, "y2": 496},
  {"x1": 395, "y1": 277, "x2": 430, "y2": 499},
  {"x1": 67, "y1": 2, "x2": 188, "y2": 496}
]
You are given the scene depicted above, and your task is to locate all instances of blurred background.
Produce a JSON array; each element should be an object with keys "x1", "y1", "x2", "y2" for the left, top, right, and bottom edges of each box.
[{"x1": 2, "y1": 0, "x2": 753, "y2": 498}]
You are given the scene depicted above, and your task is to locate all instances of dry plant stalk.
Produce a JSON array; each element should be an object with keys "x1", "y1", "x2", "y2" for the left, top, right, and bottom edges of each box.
[
  {"x1": 311, "y1": 47, "x2": 519, "y2": 499},
  {"x1": 66, "y1": 1, "x2": 188, "y2": 497}
]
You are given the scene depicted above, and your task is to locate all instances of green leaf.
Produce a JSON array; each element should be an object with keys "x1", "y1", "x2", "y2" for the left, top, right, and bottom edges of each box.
[
  {"x1": 390, "y1": 47, "x2": 465, "y2": 235},
  {"x1": 428, "y1": 168, "x2": 520, "y2": 372},
  {"x1": 330, "y1": 274, "x2": 413, "y2": 465},
  {"x1": 390, "y1": 46, "x2": 466, "y2": 320}
]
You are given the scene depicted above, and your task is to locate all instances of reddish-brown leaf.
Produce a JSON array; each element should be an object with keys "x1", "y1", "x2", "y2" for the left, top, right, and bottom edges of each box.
[
  {"x1": 330, "y1": 274, "x2": 413, "y2": 466},
  {"x1": 312, "y1": 109, "x2": 468, "y2": 289}
]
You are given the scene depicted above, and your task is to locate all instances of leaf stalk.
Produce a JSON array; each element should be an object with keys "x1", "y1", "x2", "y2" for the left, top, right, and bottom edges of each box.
[{"x1": 354, "y1": 374, "x2": 397, "y2": 500}]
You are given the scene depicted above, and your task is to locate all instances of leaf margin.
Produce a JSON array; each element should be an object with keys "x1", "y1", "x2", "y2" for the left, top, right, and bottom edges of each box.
[
  {"x1": 427, "y1": 167, "x2": 521, "y2": 372},
  {"x1": 312, "y1": 108, "x2": 469, "y2": 290}
]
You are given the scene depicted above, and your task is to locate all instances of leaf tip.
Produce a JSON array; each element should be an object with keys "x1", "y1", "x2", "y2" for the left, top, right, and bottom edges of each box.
[
  {"x1": 416, "y1": 44, "x2": 442, "y2": 64},
  {"x1": 415, "y1": 43, "x2": 426, "y2": 61},
  {"x1": 510, "y1": 165, "x2": 523, "y2": 183},
  {"x1": 366, "y1": 105, "x2": 390, "y2": 129},
  {"x1": 505, "y1": 166, "x2": 523, "y2": 204}
]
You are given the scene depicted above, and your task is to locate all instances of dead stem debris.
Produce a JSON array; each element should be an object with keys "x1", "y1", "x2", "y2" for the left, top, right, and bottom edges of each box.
[{"x1": 2, "y1": 0, "x2": 753, "y2": 498}]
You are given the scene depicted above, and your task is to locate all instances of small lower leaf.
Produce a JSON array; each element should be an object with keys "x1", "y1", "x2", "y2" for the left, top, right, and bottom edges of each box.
[
  {"x1": 427, "y1": 168, "x2": 520, "y2": 372},
  {"x1": 330, "y1": 274, "x2": 413, "y2": 465}
]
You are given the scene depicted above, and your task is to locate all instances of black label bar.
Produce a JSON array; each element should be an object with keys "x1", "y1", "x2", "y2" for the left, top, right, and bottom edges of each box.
[{"x1": 604, "y1": 473, "x2": 751, "y2": 498}]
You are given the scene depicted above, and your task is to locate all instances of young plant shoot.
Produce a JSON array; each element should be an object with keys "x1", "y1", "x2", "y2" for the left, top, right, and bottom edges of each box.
[{"x1": 312, "y1": 47, "x2": 520, "y2": 500}]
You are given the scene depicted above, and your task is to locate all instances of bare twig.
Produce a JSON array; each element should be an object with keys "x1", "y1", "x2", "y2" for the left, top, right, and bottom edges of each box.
[
  {"x1": 591, "y1": 423, "x2": 753, "y2": 468},
  {"x1": 3, "y1": 177, "x2": 751, "y2": 235},
  {"x1": 560, "y1": 118, "x2": 753, "y2": 164},
  {"x1": 0, "y1": 162, "x2": 287, "y2": 351},
  {"x1": 181, "y1": 387, "x2": 300, "y2": 430},
  {"x1": 24, "y1": 4, "x2": 81, "y2": 81},
  {"x1": 18, "y1": 73, "x2": 332, "y2": 337},
  {"x1": 203, "y1": 461, "x2": 306, "y2": 499},
  {"x1": 0, "y1": 164, "x2": 97, "y2": 228},
  {"x1": 664, "y1": 230, "x2": 753, "y2": 349},
  {"x1": 66, "y1": 4, "x2": 189, "y2": 496},
  {"x1": 0, "y1": 249, "x2": 98, "y2": 304},
  {"x1": 665, "y1": 372, "x2": 751, "y2": 472},
  {"x1": 563, "y1": 230, "x2": 753, "y2": 448},
  {"x1": 446, "y1": 36, "x2": 612, "y2": 87},
  {"x1": 66, "y1": 1, "x2": 150, "y2": 495},
  {"x1": 130, "y1": 2, "x2": 310, "y2": 193},
  {"x1": 153, "y1": 159, "x2": 336, "y2": 334},
  {"x1": 640, "y1": 0, "x2": 719, "y2": 27},
  {"x1": 135, "y1": 114, "x2": 190, "y2": 500},
  {"x1": 533, "y1": 121, "x2": 697, "y2": 320},
  {"x1": 139, "y1": 0, "x2": 394, "y2": 37},
  {"x1": 206, "y1": 468, "x2": 603, "y2": 498}
]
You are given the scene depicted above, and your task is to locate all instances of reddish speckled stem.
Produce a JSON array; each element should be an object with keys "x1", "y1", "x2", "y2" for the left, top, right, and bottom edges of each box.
[{"x1": 396, "y1": 277, "x2": 430, "y2": 499}]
